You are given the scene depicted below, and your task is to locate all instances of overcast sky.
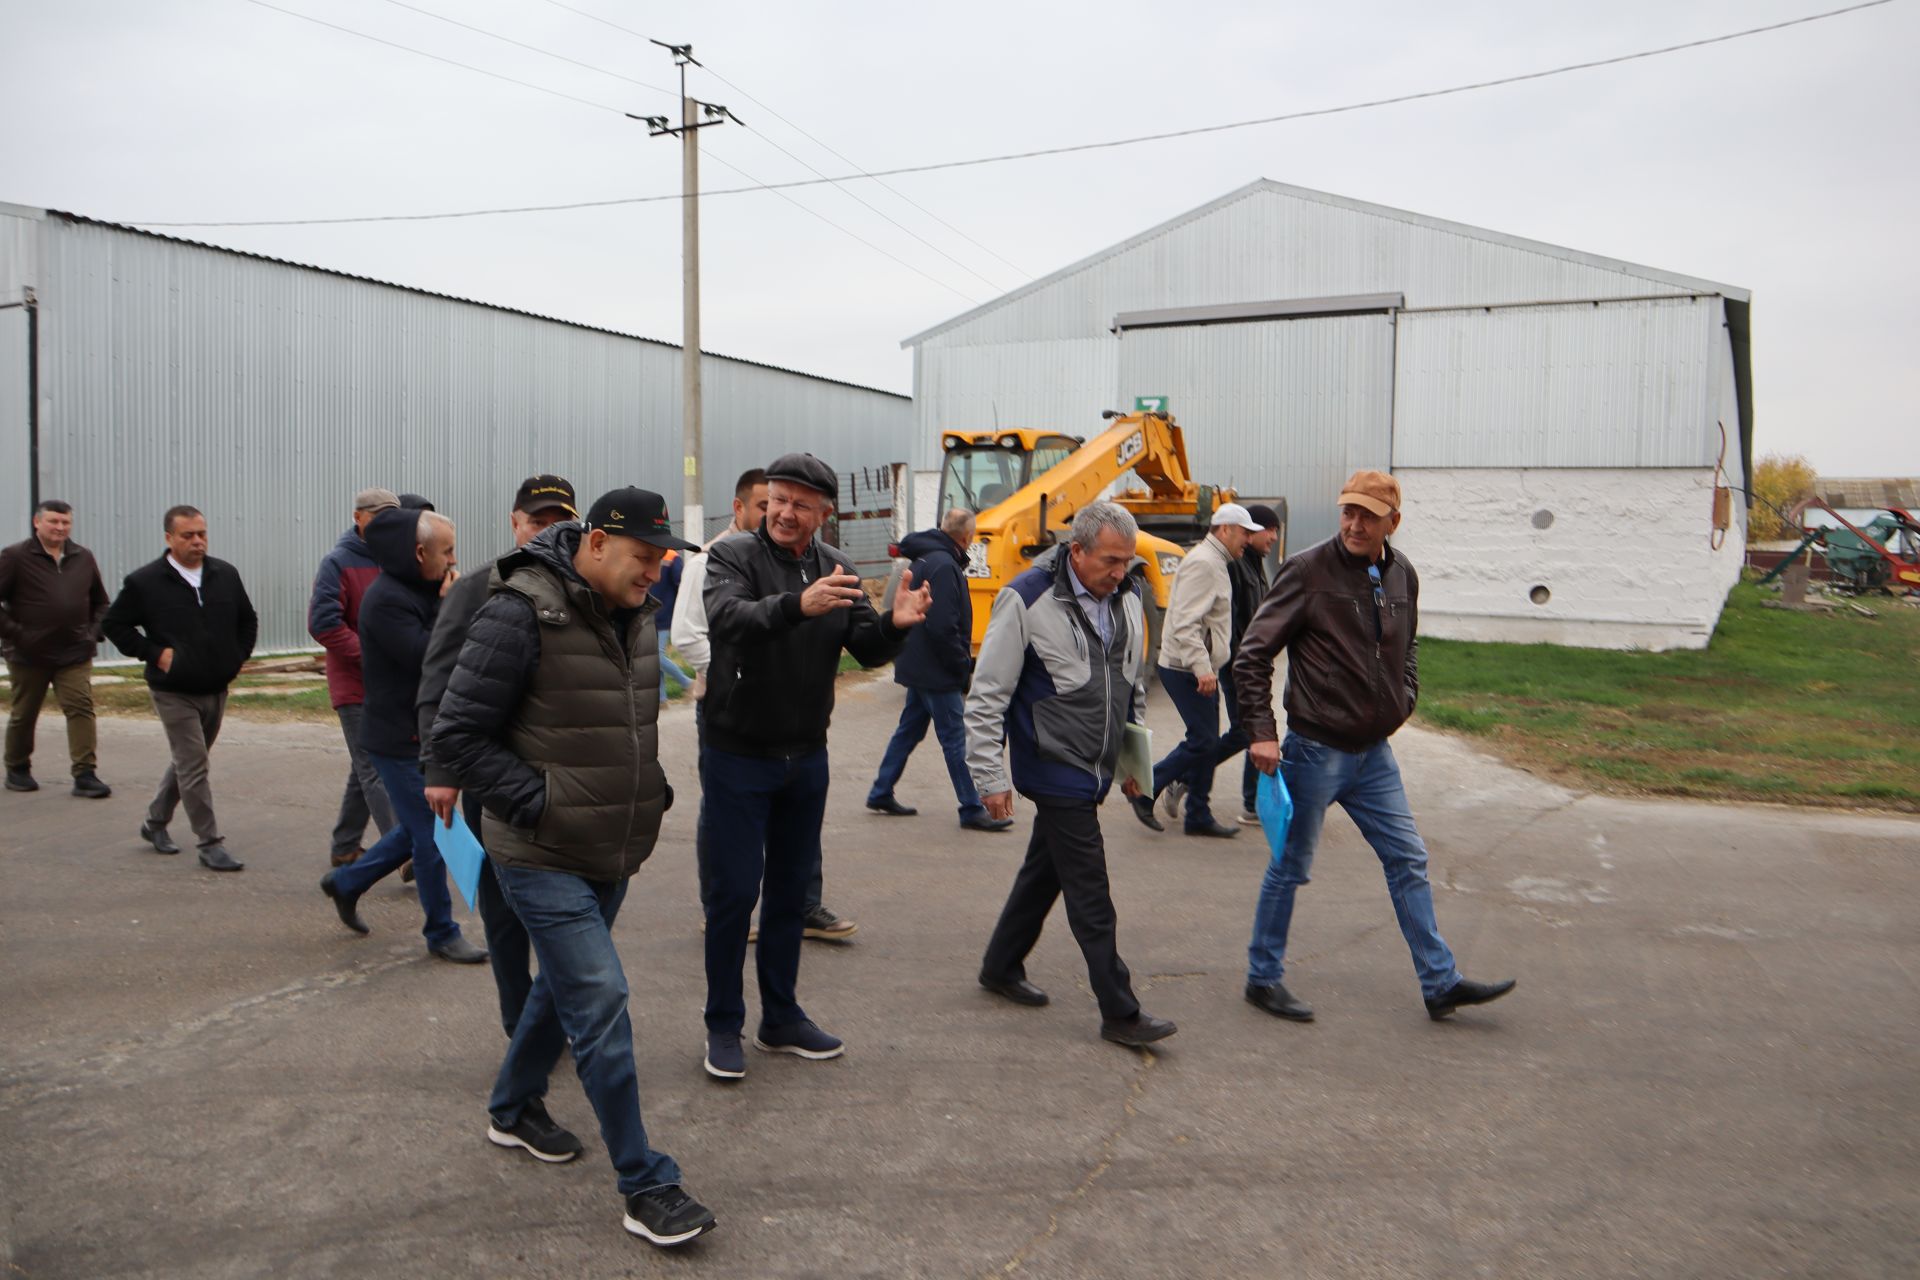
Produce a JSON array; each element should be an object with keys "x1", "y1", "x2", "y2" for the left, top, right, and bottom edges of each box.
[{"x1": 5, "y1": 0, "x2": 1916, "y2": 475}]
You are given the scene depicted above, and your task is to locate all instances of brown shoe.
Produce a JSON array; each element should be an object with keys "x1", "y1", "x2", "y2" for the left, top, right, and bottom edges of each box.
[
  {"x1": 400, "y1": 859, "x2": 415, "y2": 883},
  {"x1": 331, "y1": 846, "x2": 363, "y2": 868}
]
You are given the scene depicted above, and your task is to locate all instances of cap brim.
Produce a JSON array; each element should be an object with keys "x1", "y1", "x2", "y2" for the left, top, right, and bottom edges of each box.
[
  {"x1": 1337, "y1": 492, "x2": 1393, "y2": 517},
  {"x1": 629, "y1": 530, "x2": 701, "y2": 553},
  {"x1": 519, "y1": 497, "x2": 578, "y2": 517}
]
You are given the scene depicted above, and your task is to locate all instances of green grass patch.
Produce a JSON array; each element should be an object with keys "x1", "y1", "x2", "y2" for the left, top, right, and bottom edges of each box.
[{"x1": 1417, "y1": 584, "x2": 1920, "y2": 811}]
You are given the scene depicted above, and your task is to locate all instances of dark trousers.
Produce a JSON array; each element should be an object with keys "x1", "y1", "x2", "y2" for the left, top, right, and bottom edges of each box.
[
  {"x1": 694, "y1": 705, "x2": 822, "y2": 916},
  {"x1": 332, "y1": 751, "x2": 461, "y2": 949},
  {"x1": 461, "y1": 790, "x2": 533, "y2": 1039},
  {"x1": 1224, "y1": 672, "x2": 1257, "y2": 814},
  {"x1": 699, "y1": 745, "x2": 829, "y2": 1034},
  {"x1": 981, "y1": 796, "x2": 1141, "y2": 1022},
  {"x1": 329, "y1": 702, "x2": 393, "y2": 859},
  {"x1": 1150, "y1": 664, "x2": 1248, "y2": 830}
]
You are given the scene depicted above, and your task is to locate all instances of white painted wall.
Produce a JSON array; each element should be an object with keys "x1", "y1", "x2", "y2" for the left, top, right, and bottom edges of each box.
[{"x1": 1391, "y1": 467, "x2": 1747, "y2": 651}]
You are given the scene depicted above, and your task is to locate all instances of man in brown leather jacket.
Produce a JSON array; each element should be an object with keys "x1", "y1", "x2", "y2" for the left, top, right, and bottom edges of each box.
[{"x1": 1231, "y1": 470, "x2": 1514, "y2": 1025}]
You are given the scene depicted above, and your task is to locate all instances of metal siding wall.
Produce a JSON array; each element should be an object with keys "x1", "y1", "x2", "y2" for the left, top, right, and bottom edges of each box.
[
  {"x1": 1115, "y1": 315, "x2": 1395, "y2": 547},
  {"x1": 0, "y1": 308, "x2": 27, "y2": 533},
  {"x1": 29, "y1": 219, "x2": 910, "y2": 653},
  {"x1": 915, "y1": 187, "x2": 1709, "y2": 349},
  {"x1": 1391, "y1": 297, "x2": 1719, "y2": 469},
  {"x1": 909, "y1": 337, "x2": 1117, "y2": 471}
]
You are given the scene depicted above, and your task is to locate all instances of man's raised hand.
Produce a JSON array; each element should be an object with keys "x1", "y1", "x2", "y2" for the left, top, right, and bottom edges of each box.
[
  {"x1": 891, "y1": 568, "x2": 933, "y2": 629},
  {"x1": 799, "y1": 570, "x2": 866, "y2": 617}
]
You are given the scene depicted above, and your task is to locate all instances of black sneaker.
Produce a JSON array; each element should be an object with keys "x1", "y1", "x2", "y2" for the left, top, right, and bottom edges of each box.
[
  {"x1": 623, "y1": 1184, "x2": 716, "y2": 1247},
  {"x1": 71, "y1": 771, "x2": 112, "y2": 798},
  {"x1": 5, "y1": 767, "x2": 37, "y2": 793},
  {"x1": 753, "y1": 1018, "x2": 844, "y2": 1060},
  {"x1": 703, "y1": 1031, "x2": 746, "y2": 1080},
  {"x1": 487, "y1": 1099, "x2": 583, "y2": 1164}
]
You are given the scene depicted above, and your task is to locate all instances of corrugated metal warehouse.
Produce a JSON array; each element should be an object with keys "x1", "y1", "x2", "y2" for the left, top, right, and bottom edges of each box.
[
  {"x1": 904, "y1": 180, "x2": 1755, "y2": 651},
  {"x1": 0, "y1": 203, "x2": 912, "y2": 654}
]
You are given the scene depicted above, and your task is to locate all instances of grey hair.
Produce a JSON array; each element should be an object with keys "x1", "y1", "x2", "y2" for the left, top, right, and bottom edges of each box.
[
  {"x1": 415, "y1": 510, "x2": 454, "y2": 543},
  {"x1": 941, "y1": 507, "x2": 975, "y2": 539},
  {"x1": 1069, "y1": 501, "x2": 1137, "y2": 550}
]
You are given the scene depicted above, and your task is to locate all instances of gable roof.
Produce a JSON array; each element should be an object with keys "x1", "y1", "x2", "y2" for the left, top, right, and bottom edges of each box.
[{"x1": 902, "y1": 178, "x2": 1748, "y2": 348}]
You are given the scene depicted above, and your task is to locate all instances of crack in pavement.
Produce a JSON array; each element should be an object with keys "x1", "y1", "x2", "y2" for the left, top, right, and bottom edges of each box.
[
  {"x1": 0, "y1": 946, "x2": 423, "y2": 1112},
  {"x1": 987, "y1": 1050, "x2": 1158, "y2": 1278}
]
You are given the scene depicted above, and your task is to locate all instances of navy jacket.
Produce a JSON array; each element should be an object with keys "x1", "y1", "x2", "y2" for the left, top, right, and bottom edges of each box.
[
  {"x1": 357, "y1": 507, "x2": 445, "y2": 758},
  {"x1": 891, "y1": 528, "x2": 972, "y2": 693}
]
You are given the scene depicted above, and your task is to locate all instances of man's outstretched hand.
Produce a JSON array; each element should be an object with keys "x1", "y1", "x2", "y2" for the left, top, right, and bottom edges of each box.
[{"x1": 891, "y1": 568, "x2": 932, "y2": 629}]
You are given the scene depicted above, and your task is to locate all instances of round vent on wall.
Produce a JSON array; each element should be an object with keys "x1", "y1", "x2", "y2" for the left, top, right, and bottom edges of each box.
[
  {"x1": 1531, "y1": 509, "x2": 1555, "y2": 529},
  {"x1": 1529, "y1": 585, "x2": 1551, "y2": 605}
]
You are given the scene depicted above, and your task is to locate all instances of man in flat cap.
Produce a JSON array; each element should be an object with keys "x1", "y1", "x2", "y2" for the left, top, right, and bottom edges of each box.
[
  {"x1": 1232, "y1": 470, "x2": 1514, "y2": 1024},
  {"x1": 696, "y1": 452, "x2": 931, "y2": 1082}
]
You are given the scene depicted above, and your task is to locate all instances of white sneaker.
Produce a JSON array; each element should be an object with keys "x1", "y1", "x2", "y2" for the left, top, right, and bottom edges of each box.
[
  {"x1": 1238, "y1": 809, "x2": 1261, "y2": 826},
  {"x1": 1158, "y1": 781, "x2": 1187, "y2": 821}
]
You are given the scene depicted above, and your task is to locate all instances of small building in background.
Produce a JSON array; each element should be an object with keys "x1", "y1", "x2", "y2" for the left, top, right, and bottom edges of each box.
[
  {"x1": 0, "y1": 204, "x2": 911, "y2": 653},
  {"x1": 903, "y1": 180, "x2": 1753, "y2": 652}
]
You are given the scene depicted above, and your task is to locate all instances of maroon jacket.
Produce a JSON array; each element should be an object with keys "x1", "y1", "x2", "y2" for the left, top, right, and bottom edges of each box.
[
  {"x1": 0, "y1": 536, "x2": 111, "y2": 669},
  {"x1": 307, "y1": 527, "x2": 383, "y2": 708}
]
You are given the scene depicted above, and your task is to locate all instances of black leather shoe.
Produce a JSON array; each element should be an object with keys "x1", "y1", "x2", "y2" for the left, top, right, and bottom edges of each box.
[
  {"x1": 1425, "y1": 977, "x2": 1516, "y2": 1021},
  {"x1": 1100, "y1": 1012, "x2": 1177, "y2": 1047},
  {"x1": 1129, "y1": 795, "x2": 1164, "y2": 832},
  {"x1": 1245, "y1": 981, "x2": 1315, "y2": 1022},
  {"x1": 139, "y1": 822, "x2": 180, "y2": 855},
  {"x1": 70, "y1": 771, "x2": 112, "y2": 799},
  {"x1": 979, "y1": 974, "x2": 1049, "y2": 1006},
  {"x1": 320, "y1": 870, "x2": 370, "y2": 934},
  {"x1": 866, "y1": 796, "x2": 918, "y2": 816},
  {"x1": 431, "y1": 936, "x2": 490, "y2": 964},
  {"x1": 198, "y1": 844, "x2": 244, "y2": 872},
  {"x1": 1185, "y1": 820, "x2": 1240, "y2": 839},
  {"x1": 961, "y1": 815, "x2": 1015, "y2": 833},
  {"x1": 6, "y1": 767, "x2": 38, "y2": 792}
]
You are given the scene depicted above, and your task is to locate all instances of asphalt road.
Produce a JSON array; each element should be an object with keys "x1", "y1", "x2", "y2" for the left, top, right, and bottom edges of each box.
[{"x1": 2, "y1": 671, "x2": 1915, "y2": 1278}]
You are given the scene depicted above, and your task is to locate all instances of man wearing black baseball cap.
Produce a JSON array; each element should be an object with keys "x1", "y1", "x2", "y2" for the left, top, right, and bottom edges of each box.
[
  {"x1": 416, "y1": 474, "x2": 577, "y2": 1043},
  {"x1": 696, "y1": 452, "x2": 932, "y2": 1082},
  {"x1": 433, "y1": 485, "x2": 718, "y2": 1248}
]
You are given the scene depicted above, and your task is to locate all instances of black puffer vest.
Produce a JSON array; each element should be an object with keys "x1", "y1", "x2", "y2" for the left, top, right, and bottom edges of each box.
[{"x1": 482, "y1": 547, "x2": 668, "y2": 881}]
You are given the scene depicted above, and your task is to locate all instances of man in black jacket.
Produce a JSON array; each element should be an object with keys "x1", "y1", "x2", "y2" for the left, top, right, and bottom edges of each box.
[
  {"x1": 2, "y1": 499, "x2": 112, "y2": 797},
  {"x1": 319, "y1": 506, "x2": 484, "y2": 963},
  {"x1": 697, "y1": 452, "x2": 931, "y2": 1082},
  {"x1": 418, "y1": 473, "x2": 578, "y2": 1035},
  {"x1": 1226, "y1": 502, "x2": 1281, "y2": 826},
  {"x1": 432, "y1": 487, "x2": 717, "y2": 1248},
  {"x1": 1232, "y1": 471, "x2": 1513, "y2": 1024},
  {"x1": 863, "y1": 507, "x2": 1010, "y2": 833},
  {"x1": 103, "y1": 505, "x2": 257, "y2": 871}
]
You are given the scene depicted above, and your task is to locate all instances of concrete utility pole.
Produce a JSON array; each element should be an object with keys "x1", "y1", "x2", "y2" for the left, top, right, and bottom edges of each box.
[{"x1": 635, "y1": 43, "x2": 735, "y2": 545}]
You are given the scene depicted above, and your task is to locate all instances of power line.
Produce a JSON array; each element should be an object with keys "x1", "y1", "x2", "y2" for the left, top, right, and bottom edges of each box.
[
  {"x1": 240, "y1": 0, "x2": 631, "y2": 116},
  {"x1": 150, "y1": 0, "x2": 1899, "y2": 229},
  {"x1": 541, "y1": 0, "x2": 1030, "y2": 278},
  {"x1": 374, "y1": 0, "x2": 672, "y2": 95}
]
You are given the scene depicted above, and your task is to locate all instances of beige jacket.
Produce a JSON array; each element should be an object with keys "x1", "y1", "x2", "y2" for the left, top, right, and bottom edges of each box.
[{"x1": 1158, "y1": 533, "x2": 1235, "y2": 678}]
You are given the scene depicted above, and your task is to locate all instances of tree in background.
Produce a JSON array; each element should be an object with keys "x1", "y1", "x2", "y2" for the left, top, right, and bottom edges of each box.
[{"x1": 1750, "y1": 453, "x2": 1818, "y2": 540}]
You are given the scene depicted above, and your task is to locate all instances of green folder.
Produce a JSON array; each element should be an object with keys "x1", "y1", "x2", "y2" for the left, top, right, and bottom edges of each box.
[{"x1": 1117, "y1": 722, "x2": 1153, "y2": 794}]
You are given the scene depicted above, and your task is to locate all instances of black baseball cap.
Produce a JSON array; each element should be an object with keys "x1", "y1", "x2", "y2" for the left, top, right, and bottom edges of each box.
[
  {"x1": 1245, "y1": 503, "x2": 1281, "y2": 531},
  {"x1": 582, "y1": 486, "x2": 699, "y2": 551},
  {"x1": 514, "y1": 474, "x2": 578, "y2": 518},
  {"x1": 765, "y1": 452, "x2": 838, "y2": 499},
  {"x1": 398, "y1": 493, "x2": 435, "y2": 511}
]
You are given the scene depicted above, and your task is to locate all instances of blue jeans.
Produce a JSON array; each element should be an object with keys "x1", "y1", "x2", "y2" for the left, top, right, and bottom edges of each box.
[
  {"x1": 867, "y1": 686, "x2": 988, "y2": 822},
  {"x1": 658, "y1": 635, "x2": 691, "y2": 704},
  {"x1": 699, "y1": 746, "x2": 829, "y2": 1034},
  {"x1": 1246, "y1": 733, "x2": 1462, "y2": 999},
  {"x1": 1151, "y1": 665, "x2": 1248, "y2": 830},
  {"x1": 488, "y1": 865, "x2": 682, "y2": 1196},
  {"x1": 331, "y1": 751, "x2": 461, "y2": 949}
]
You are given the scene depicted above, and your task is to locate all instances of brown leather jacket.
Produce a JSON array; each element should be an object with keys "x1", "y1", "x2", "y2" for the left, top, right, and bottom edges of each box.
[{"x1": 1230, "y1": 537, "x2": 1419, "y2": 752}]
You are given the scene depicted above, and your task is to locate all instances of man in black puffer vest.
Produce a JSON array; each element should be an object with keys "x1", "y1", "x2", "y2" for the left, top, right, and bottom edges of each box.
[
  {"x1": 319, "y1": 506, "x2": 486, "y2": 964},
  {"x1": 432, "y1": 487, "x2": 717, "y2": 1250},
  {"x1": 696, "y1": 452, "x2": 932, "y2": 1083}
]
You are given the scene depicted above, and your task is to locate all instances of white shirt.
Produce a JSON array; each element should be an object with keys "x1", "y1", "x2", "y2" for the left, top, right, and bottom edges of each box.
[
  {"x1": 167, "y1": 554, "x2": 204, "y2": 603},
  {"x1": 670, "y1": 526, "x2": 753, "y2": 679}
]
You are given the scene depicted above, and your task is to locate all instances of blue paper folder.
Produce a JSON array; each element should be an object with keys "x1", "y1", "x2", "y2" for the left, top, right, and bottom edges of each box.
[
  {"x1": 432, "y1": 815, "x2": 485, "y2": 913},
  {"x1": 1256, "y1": 769, "x2": 1294, "y2": 865}
]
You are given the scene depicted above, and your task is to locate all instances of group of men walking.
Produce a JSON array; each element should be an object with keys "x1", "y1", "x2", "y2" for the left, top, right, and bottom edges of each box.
[{"x1": 1, "y1": 457, "x2": 1514, "y2": 1252}]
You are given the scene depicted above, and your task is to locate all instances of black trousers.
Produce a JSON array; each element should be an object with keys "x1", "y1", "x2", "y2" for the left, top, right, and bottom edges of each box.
[{"x1": 981, "y1": 795, "x2": 1141, "y2": 1022}]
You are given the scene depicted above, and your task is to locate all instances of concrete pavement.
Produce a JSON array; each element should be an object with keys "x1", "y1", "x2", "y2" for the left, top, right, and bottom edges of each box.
[{"x1": 2, "y1": 671, "x2": 1915, "y2": 1278}]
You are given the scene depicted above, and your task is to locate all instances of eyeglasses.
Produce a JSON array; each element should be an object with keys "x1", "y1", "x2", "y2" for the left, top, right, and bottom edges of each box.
[{"x1": 1367, "y1": 564, "x2": 1384, "y2": 641}]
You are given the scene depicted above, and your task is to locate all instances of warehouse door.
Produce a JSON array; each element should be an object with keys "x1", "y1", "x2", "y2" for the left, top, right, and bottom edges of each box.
[{"x1": 1115, "y1": 312, "x2": 1396, "y2": 548}]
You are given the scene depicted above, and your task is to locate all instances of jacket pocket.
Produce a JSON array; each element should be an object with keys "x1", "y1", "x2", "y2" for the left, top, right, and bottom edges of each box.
[{"x1": 1031, "y1": 694, "x2": 1097, "y2": 774}]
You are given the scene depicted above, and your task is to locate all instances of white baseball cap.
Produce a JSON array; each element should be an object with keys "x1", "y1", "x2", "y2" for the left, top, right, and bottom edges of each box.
[{"x1": 1210, "y1": 502, "x2": 1263, "y2": 533}]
